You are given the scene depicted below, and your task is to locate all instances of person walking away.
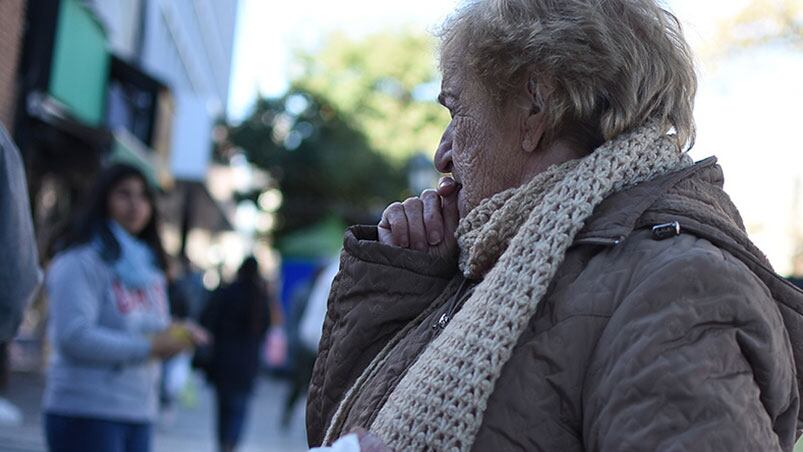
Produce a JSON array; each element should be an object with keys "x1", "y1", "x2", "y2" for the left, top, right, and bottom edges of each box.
[
  {"x1": 202, "y1": 256, "x2": 273, "y2": 452},
  {"x1": 44, "y1": 164, "x2": 206, "y2": 452}
]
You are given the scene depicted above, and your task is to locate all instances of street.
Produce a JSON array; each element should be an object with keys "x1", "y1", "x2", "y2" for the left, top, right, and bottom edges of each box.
[{"x1": 0, "y1": 371, "x2": 309, "y2": 452}]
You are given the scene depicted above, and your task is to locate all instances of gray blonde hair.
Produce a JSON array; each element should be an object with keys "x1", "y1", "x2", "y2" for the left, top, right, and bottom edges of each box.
[{"x1": 439, "y1": 0, "x2": 697, "y2": 150}]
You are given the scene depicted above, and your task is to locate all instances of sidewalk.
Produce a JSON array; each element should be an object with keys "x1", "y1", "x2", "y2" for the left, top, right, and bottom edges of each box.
[{"x1": 0, "y1": 370, "x2": 309, "y2": 452}]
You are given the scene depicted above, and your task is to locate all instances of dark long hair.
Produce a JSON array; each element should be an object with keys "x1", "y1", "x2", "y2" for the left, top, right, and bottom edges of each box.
[
  {"x1": 60, "y1": 163, "x2": 167, "y2": 270},
  {"x1": 237, "y1": 256, "x2": 270, "y2": 335}
]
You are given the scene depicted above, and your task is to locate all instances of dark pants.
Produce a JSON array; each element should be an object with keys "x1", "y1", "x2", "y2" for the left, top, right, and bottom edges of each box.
[
  {"x1": 0, "y1": 342, "x2": 9, "y2": 391},
  {"x1": 44, "y1": 413, "x2": 152, "y2": 452},
  {"x1": 215, "y1": 388, "x2": 251, "y2": 450}
]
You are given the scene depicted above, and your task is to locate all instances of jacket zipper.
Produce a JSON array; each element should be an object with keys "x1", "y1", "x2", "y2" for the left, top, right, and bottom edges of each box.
[
  {"x1": 571, "y1": 236, "x2": 623, "y2": 247},
  {"x1": 433, "y1": 278, "x2": 475, "y2": 329}
]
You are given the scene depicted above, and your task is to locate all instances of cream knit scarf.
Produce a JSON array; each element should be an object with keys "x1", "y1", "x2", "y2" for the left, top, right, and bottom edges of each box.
[{"x1": 325, "y1": 121, "x2": 692, "y2": 450}]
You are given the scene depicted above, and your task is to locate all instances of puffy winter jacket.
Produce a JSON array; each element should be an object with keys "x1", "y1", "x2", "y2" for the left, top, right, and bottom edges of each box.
[{"x1": 308, "y1": 158, "x2": 803, "y2": 451}]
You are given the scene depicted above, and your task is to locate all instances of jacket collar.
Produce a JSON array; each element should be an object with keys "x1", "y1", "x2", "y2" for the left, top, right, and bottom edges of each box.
[{"x1": 574, "y1": 156, "x2": 719, "y2": 245}]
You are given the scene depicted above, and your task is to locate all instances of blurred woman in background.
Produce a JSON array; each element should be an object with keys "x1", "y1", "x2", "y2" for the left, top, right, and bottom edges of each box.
[
  {"x1": 201, "y1": 256, "x2": 277, "y2": 452},
  {"x1": 44, "y1": 164, "x2": 205, "y2": 452}
]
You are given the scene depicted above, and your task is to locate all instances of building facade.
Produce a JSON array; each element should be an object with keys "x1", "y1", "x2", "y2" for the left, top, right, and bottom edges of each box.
[
  {"x1": 92, "y1": 0, "x2": 238, "y2": 181},
  {"x1": 12, "y1": 0, "x2": 240, "y2": 260},
  {"x1": 0, "y1": 0, "x2": 26, "y2": 128}
]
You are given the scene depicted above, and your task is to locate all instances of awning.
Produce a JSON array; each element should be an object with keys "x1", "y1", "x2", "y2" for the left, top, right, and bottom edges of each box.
[
  {"x1": 48, "y1": 0, "x2": 110, "y2": 127},
  {"x1": 277, "y1": 216, "x2": 346, "y2": 259},
  {"x1": 25, "y1": 91, "x2": 111, "y2": 149}
]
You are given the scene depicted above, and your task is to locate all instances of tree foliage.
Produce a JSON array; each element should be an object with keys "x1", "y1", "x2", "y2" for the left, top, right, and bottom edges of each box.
[
  {"x1": 715, "y1": 0, "x2": 803, "y2": 55},
  {"x1": 291, "y1": 29, "x2": 450, "y2": 163},
  {"x1": 225, "y1": 91, "x2": 405, "y2": 237},
  {"x1": 223, "y1": 29, "x2": 449, "y2": 240}
]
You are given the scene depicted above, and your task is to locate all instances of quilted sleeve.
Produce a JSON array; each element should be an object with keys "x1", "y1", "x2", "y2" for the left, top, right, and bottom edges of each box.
[
  {"x1": 306, "y1": 225, "x2": 456, "y2": 446},
  {"x1": 583, "y1": 242, "x2": 798, "y2": 451}
]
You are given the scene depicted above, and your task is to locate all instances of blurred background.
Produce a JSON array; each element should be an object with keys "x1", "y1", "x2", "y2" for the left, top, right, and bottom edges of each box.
[{"x1": 0, "y1": 0, "x2": 801, "y2": 451}]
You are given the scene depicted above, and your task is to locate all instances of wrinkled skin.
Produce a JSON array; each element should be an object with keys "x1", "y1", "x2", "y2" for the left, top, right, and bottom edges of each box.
[
  {"x1": 434, "y1": 64, "x2": 532, "y2": 218},
  {"x1": 378, "y1": 56, "x2": 590, "y2": 258},
  {"x1": 367, "y1": 52, "x2": 593, "y2": 450}
]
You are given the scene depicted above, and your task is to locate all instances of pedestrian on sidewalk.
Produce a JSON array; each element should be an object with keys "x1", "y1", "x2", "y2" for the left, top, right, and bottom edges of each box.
[
  {"x1": 43, "y1": 164, "x2": 207, "y2": 452},
  {"x1": 200, "y1": 256, "x2": 278, "y2": 452}
]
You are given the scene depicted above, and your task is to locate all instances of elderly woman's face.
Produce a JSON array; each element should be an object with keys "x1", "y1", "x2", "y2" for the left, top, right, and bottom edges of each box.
[{"x1": 434, "y1": 66, "x2": 531, "y2": 218}]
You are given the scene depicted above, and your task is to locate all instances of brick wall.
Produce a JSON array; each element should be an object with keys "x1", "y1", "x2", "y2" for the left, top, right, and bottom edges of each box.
[{"x1": 0, "y1": 0, "x2": 26, "y2": 128}]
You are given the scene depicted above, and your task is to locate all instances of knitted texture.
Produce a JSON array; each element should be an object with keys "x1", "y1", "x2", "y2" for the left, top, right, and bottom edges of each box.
[{"x1": 326, "y1": 122, "x2": 692, "y2": 450}]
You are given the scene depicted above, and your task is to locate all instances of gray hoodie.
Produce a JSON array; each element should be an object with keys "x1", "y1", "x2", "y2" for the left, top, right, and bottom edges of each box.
[
  {"x1": 44, "y1": 244, "x2": 169, "y2": 422},
  {"x1": 0, "y1": 122, "x2": 42, "y2": 341}
]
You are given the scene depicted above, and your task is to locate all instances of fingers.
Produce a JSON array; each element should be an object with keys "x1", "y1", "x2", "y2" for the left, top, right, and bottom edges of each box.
[
  {"x1": 379, "y1": 202, "x2": 408, "y2": 247},
  {"x1": 349, "y1": 427, "x2": 368, "y2": 437},
  {"x1": 150, "y1": 329, "x2": 190, "y2": 359},
  {"x1": 421, "y1": 189, "x2": 443, "y2": 246},
  {"x1": 358, "y1": 432, "x2": 391, "y2": 452},
  {"x1": 348, "y1": 428, "x2": 390, "y2": 452},
  {"x1": 378, "y1": 185, "x2": 458, "y2": 253},
  {"x1": 377, "y1": 222, "x2": 394, "y2": 246},
  {"x1": 441, "y1": 188, "x2": 460, "y2": 244},
  {"x1": 437, "y1": 176, "x2": 461, "y2": 244},
  {"x1": 182, "y1": 321, "x2": 210, "y2": 346},
  {"x1": 402, "y1": 197, "x2": 428, "y2": 251},
  {"x1": 437, "y1": 176, "x2": 459, "y2": 197}
]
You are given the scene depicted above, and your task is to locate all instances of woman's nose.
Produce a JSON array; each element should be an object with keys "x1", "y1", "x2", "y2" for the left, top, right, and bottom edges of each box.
[{"x1": 434, "y1": 121, "x2": 454, "y2": 174}]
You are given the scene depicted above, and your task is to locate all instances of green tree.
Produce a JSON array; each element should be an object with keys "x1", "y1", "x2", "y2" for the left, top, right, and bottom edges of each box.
[
  {"x1": 225, "y1": 91, "x2": 406, "y2": 238},
  {"x1": 291, "y1": 29, "x2": 450, "y2": 163},
  {"x1": 714, "y1": 0, "x2": 803, "y2": 55},
  {"x1": 711, "y1": 0, "x2": 803, "y2": 279},
  {"x1": 716, "y1": 12, "x2": 803, "y2": 451}
]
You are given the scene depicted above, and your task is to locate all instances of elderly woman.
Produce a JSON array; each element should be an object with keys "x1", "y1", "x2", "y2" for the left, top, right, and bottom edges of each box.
[{"x1": 307, "y1": 0, "x2": 803, "y2": 451}]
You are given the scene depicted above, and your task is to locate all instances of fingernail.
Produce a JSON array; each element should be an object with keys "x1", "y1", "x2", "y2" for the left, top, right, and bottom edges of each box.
[{"x1": 429, "y1": 232, "x2": 442, "y2": 245}]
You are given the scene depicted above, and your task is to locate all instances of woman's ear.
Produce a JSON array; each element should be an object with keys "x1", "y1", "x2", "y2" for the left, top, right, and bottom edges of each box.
[
  {"x1": 521, "y1": 78, "x2": 549, "y2": 153},
  {"x1": 522, "y1": 110, "x2": 547, "y2": 153}
]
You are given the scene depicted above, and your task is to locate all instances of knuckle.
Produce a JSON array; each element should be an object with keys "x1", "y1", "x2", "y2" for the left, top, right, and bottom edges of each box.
[
  {"x1": 421, "y1": 191, "x2": 440, "y2": 210},
  {"x1": 402, "y1": 197, "x2": 423, "y2": 208},
  {"x1": 384, "y1": 202, "x2": 403, "y2": 217},
  {"x1": 420, "y1": 189, "x2": 438, "y2": 199},
  {"x1": 386, "y1": 201, "x2": 403, "y2": 211}
]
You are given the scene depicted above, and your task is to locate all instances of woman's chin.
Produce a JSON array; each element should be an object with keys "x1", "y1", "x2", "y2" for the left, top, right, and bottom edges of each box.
[{"x1": 119, "y1": 220, "x2": 147, "y2": 236}]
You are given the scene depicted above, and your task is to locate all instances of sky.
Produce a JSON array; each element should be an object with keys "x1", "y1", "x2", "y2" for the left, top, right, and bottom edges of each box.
[
  {"x1": 227, "y1": 0, "x2": 803, "y2": 274},
  {"x1": 226, "y1": 0, "x2": 747, "y2": 119},
  {"x1": 227, "y1": 0, "x2": 457, "y2": 120}
]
